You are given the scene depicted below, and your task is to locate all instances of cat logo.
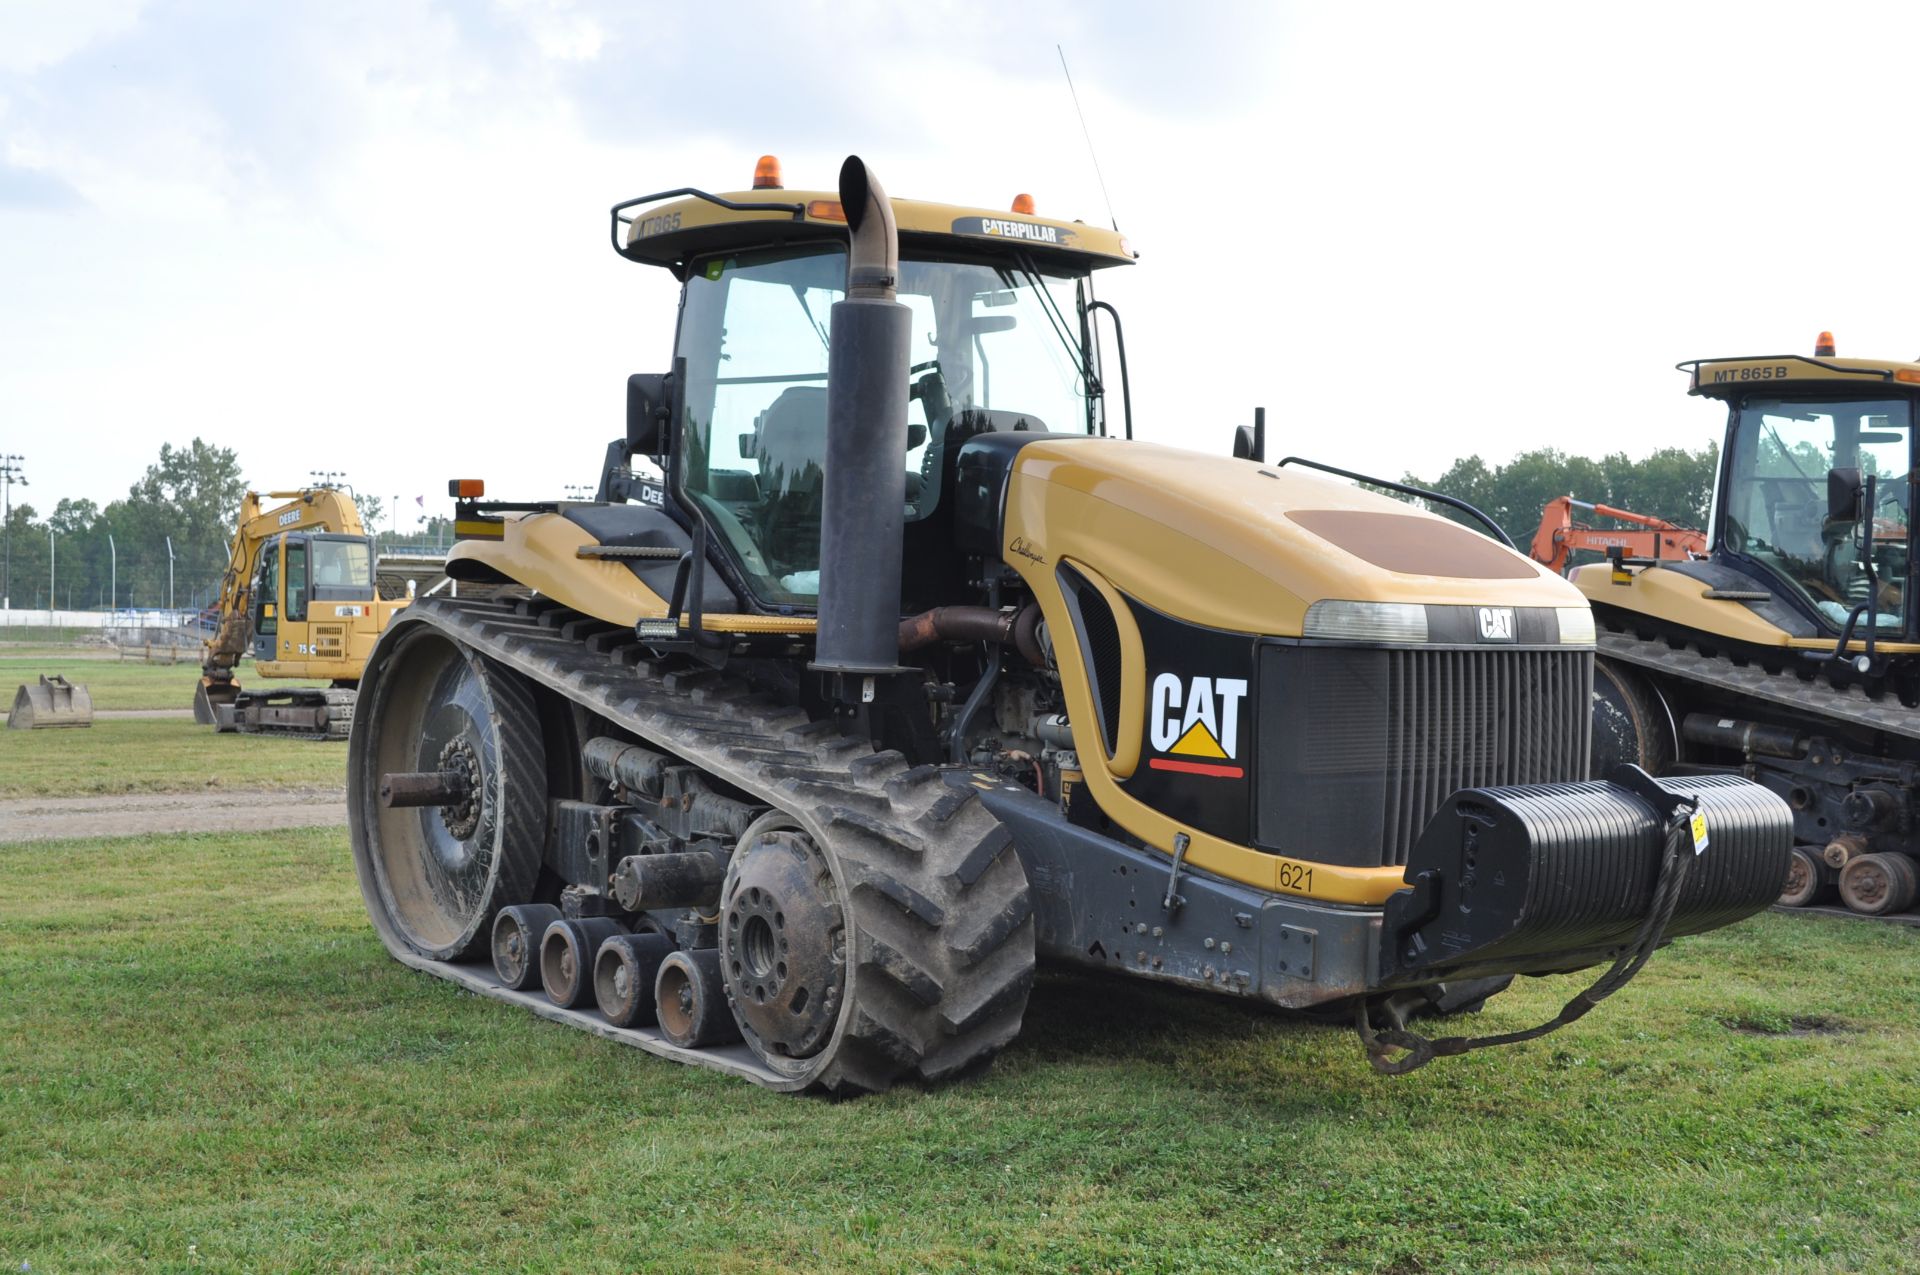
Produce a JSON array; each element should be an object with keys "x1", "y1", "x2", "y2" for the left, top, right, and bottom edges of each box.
[
  {"x1": 1147, "y1": 674, "x2": 1248, "y2": 779},
  {"x1": 1477, "y1": 607, "x2": 1515, "y2": 641}
]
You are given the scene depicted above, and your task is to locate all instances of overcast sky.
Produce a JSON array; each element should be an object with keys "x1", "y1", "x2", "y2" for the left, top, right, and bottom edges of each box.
[{"x1": 5, "y1": 1, "x2": 1918, "y2": 531}]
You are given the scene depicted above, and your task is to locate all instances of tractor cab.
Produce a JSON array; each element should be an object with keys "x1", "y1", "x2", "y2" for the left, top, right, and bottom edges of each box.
[
  {"x1": 604, "y1": 159, "x2": 1137, "y2": 616},
  {"x1": 1686, "y1": 340, "x2": 1920, "y2": 652}
]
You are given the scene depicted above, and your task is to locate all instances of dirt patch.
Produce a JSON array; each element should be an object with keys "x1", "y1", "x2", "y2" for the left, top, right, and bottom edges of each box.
[
  {"x1": 0, "y1": 786, "x2": 347, "y2": 843},
  {"x1": 1723, "y1": 1013, "x2": 1855, "y2": 1037}
]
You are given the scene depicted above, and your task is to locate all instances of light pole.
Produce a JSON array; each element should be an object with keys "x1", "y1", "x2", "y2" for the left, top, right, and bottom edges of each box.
[
  {"x1": 0, "y1": 454, "x2": 25, "y2": 611},
  {"x1": 165, "y1": 535, "x2": 176, "y2": 614},
  {"x1": 107, "y1": 531, "x2": 116, "y2": 615},
  {"x1": 48, "y1": 527, "x2": 54, "y2": 619}
]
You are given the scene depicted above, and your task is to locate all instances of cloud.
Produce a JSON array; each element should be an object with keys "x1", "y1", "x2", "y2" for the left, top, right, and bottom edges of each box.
[{"x1": 0, "y1": 159, "x2": 83, "y2": 208}]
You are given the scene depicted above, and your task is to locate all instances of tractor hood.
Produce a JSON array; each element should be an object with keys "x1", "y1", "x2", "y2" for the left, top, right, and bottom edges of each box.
[{"x1": 999, "y1": 438, "x2": 1585, "y2": 640}]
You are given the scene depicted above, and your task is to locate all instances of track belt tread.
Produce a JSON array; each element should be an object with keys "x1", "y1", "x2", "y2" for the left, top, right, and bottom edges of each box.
[
  {"x1": 367, "y1": 595, "x2": 1035, "y2": 1094},
  {"x1": 1597, "y1": 630, "x2": 1920, "y2": 743}
]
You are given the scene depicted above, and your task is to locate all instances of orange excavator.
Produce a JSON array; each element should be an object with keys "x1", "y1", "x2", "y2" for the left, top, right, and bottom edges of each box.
[{"x1": 1530, "y1": 495, "x2": 1707, "y2": 577}]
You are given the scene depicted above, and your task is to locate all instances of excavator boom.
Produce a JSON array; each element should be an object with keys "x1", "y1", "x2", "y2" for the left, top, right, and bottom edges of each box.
[{"x1": 1531, "y1": 494, "x2": 1707, "y2": 576}]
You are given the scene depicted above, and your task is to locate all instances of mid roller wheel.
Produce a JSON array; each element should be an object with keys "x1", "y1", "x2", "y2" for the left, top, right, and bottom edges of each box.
[
  {"x1": 541, "y1": 917, "x2": 624, "y2": 1009},
  {"x1": 1777, "y1": 847, "x2": 1825, "y2": 909},
  {"x1": 493, "y1": 903, "x2": 563, "y2": 989},
  {"x1": 1838, "y1": 852, "x2": 1920, "y2": 916},
  {"x1": 594, "y1": 932, "x2": 676, "y2": 1028},
  {"x1": 656, "y1": 949, "x2": 742, "y2": 1048},
  {"x1": 348, "y1": 623, "x2": 548, "y2": 962}
]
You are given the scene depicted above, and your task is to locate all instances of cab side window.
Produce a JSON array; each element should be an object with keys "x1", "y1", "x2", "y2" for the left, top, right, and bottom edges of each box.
[
  {"x1": 256, "y1": 549, "x2": 280, "y2": 636},
  {"x1": 286, "y1": 541, "x2": 309, "y2": 622}
]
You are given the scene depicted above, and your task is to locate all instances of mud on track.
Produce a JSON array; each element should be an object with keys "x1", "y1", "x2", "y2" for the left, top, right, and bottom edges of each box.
[{"x1": 0, "y1": 786, "x2": 346, "y2": 844}]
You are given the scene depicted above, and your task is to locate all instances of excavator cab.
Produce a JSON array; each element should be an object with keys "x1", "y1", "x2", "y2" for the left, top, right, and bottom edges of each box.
[{"x1": 197, "y1": 487, "x2": 403, "y2": 740}]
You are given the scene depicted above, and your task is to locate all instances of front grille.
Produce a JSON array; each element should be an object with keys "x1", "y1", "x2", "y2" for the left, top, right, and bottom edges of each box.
[{"x1": 1257, "y1": 644, "x2": 1594, "y2": 867}]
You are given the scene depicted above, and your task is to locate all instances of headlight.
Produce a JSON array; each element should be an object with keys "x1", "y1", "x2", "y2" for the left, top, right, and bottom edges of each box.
[
  {"x1": 1302, "y1": 600, "x2": 1430, "y2": 644},
  {"x1": 1555, "y1": 606, "x2": 1597, "y2": 646}
]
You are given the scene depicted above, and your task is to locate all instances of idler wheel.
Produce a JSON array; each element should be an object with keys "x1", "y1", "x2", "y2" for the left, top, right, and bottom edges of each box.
[
  {"x1": 594, "y1": 932, "x2": 675, "y2": 1028},
  {"x1": 1777, "y1": 847, "x2": 1824, "y2": 909},
  {"x1": 492, "y1": 903, "x2": 562, "y2": 990},
  {"x1": 655, "y1": 949, "x2": 741, "y2": 1048},
  {"x1": 541, "y1": 917, "x2": 624, "y2": 1008},
  {"x1": 349, "y1": 629, "x2": 545, "y2": 962},
  {"x1": 1838, "y1": 852, "x2": 1920, "y2": 916},
  {"x1": 718, "y1": 830, "x2": 845, "y2": 1062}
]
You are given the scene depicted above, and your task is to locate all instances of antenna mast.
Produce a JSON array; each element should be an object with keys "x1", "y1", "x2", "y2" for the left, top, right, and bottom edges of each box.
[{"x1": 1057, "y1": 46, "x2": 1119, "y2": 232}]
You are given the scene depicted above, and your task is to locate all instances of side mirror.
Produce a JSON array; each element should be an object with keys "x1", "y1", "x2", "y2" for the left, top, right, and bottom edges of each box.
[
  {"x1": 1828, "y1": 467, "x2": 1864, "y2": 523},
  {"x1": 1232, "y1": 425, "x2": 1257, "y2": 460},
  {"x1": 626, "y1": 372, "x2": 672, "y2": 455}
]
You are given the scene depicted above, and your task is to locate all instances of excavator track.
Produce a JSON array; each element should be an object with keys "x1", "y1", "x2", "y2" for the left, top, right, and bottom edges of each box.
[
  {"x1": 1597, "y1": 630, "x2": 1920, "y2": 743},
  {"x1": 231, "y1": 686, "x2": 357, "y2": 741},
  {"x1": 349, "y1": 594, "x2": 1036, "y2": 1094}
]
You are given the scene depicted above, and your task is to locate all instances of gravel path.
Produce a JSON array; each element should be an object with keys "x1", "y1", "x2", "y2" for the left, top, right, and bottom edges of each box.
[
  {"x1": 1, "y1": 708, "x2": 197, "y2": 725},
  {"x1": 0, "y1": 786, "x2": 348, "y2": 843}
]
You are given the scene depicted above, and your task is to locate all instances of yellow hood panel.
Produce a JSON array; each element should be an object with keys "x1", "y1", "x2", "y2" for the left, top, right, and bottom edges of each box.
[{"x1": 1005, "y1": 439, "x2": 1579, "y2": 636}]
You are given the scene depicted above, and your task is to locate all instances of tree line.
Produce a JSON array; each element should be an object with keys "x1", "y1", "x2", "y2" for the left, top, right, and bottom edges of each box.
[
  {"x1": 1402, "y1": 443, "x2": 1720, "y2": 551},
  {"x1": 1, "y1": 434, "x2": 1721, "y2": 612},
  {"x1": 2, "y1": 439, "x2": 249, "y2": 612}
]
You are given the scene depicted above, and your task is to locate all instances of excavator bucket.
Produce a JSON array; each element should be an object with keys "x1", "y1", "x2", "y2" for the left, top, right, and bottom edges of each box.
[
  {"x1": 193, "y1": 677, "x2": 240, "y2": 728},
  {"x1": 8, "y1": 675, "x2": 94, "y2": 730}
]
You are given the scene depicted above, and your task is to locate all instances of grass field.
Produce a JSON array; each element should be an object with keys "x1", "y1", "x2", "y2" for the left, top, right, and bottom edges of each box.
[
  {"x1": 2, "y1": 828, "x2": 1916, "y2": 1273},
  {"x1": 0, "y1": 718, "x2": 345, "y2": 797},
  {"x1": 1, "y1": 654, "x2": 326, "y2": 713}
]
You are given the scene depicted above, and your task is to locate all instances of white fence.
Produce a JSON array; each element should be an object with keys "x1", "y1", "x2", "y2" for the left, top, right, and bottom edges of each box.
[{"x1": 0, "y1": 608, "x2": 199, "y2": 632}]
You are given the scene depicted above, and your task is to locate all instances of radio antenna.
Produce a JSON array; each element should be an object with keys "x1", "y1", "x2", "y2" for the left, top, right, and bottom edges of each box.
[{"x1": 1057, "y1": 45, "x2": 1119, "y2": 231}]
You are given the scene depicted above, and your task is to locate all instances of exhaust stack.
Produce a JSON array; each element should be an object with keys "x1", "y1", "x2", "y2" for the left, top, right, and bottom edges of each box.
[{"x1": 812, "y1": 156, "x2": 911, "y2": 680}]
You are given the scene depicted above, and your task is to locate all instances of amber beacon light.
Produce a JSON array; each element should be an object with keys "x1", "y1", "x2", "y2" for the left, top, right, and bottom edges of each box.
[
  {"x1": 752, "y1": 155, "x2": 783, "y2": 190},
  {"x1": 1815, "y1": 330, "x2": 1837, "y2": 357}
]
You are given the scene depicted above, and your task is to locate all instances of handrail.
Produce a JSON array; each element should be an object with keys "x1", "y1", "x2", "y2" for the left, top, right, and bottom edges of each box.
[
  {"x1": 1086, "y1": 300, "x2": 1133, "y2": 440},
  {"x1": 609, "y1": 187, "x2": 808, "y2": 258},
  {"x1": 1272, "y1": 456, "x2": 1516, "y2": 549}
]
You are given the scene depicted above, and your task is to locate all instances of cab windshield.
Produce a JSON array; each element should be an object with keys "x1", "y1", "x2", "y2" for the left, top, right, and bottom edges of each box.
[
  {"x1": 1725, "y1": 396, "x2": 1912, "y2": 631},
  {"x1": 675, "y1": 243, "x2": 1091, "y2": 606}
]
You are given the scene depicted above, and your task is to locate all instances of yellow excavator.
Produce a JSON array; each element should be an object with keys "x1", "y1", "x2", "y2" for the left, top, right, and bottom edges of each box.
[
  {"x1": 194, "y1": 486, "x2": 406, "y2": 740},
  {"x1": 345, "y1": 156, "x2": 1793, "y2": 1094},
  {"x1": 1581, "y1": 334, "x2": 1920, "y2": 918}
]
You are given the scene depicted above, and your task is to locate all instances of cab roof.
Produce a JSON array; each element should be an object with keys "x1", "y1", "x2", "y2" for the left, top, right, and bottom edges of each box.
[
  {"x1": 1684, "y1": 353, "x2": 1920, "y2": 398},
  {"x1": 613, "y1": 186, "x2": 1136, "y2": 280}
]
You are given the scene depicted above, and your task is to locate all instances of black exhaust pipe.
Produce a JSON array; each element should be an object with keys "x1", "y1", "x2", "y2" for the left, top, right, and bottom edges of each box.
[{"x1": 813, "y1": 156, "x2": 910, "y2": 679}]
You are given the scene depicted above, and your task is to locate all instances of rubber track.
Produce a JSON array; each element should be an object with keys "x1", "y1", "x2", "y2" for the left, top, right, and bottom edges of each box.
[
  {"x1": 1597, "y1": 630, "x2": 1920, "y2": 743},
  {"x1": 1600, "y1": 630, "x2": 1920, "y2": 927},
  {"x1": 236, "y1": 687, "x2": 358, "y2": 742},
  {"x1": 1771, "y1": 901, "x2": 1920, "y2": 928},
  {"x1": 369, "y1": 595, "x2": 1036, "y2": 1094}
]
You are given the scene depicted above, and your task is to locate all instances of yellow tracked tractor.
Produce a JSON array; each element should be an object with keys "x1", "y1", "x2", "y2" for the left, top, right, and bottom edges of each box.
[
  {"x1": 1582, "y1": 334, "x2": 1920, "y2": 918},
  {"x1": 195, "y1": 486, "x2": 406, "y2": 740},
  {"x1": 347, "y1": 156, "x2": 1793, "y2": 1094}
]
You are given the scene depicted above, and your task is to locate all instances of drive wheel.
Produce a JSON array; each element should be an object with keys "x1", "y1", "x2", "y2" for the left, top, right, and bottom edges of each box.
[
  {"x1": 1590, "y1": 657, "x2": 1674, "y2": 778},
  {"x1": 1777, "y1": 847, "x2": 1824, "y2": 908},
  {"x1": 348, "y1": 624, "x2": 546, "y2": 961},
  {"x1": 719, "y1": 828, "x2": 847, "y2": 1064},
  {"x1": 715, "y1": 752, "x2": 1037, "y2": 1095}
]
